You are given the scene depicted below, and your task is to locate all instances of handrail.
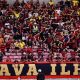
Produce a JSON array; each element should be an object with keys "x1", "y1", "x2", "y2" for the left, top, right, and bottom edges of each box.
[
  {"x1": 0, "y1": 75, "x2": 80, "y2": 79},
  {"x1": 0, "y1": 61, "x2": 80, "y2": 64}
]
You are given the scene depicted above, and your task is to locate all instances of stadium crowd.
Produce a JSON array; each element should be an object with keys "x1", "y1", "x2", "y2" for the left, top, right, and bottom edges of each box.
[{"x1": 0, "y1": 0, "x2": 80, "y2": 62}]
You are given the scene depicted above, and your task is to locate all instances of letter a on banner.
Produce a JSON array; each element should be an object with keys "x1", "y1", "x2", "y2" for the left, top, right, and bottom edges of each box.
[{"x1": 0, "y1": 64, "x2": 10, "y2": 76}]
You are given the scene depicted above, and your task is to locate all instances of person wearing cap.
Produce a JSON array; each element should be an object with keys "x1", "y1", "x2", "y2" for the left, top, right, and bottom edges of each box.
[{"x1": 37, "y1": 69, "x2": 45, "y2": 80}]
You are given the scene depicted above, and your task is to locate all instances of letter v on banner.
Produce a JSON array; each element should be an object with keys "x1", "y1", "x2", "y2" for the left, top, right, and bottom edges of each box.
[{"x1": 12, "y1": 64, "x2": 24, "y2": 75}]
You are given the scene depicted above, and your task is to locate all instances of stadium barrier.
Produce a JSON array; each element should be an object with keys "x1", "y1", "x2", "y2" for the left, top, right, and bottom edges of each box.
[{"x1": 0, "y1": 62, "x2": 80, "y2": 79}]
